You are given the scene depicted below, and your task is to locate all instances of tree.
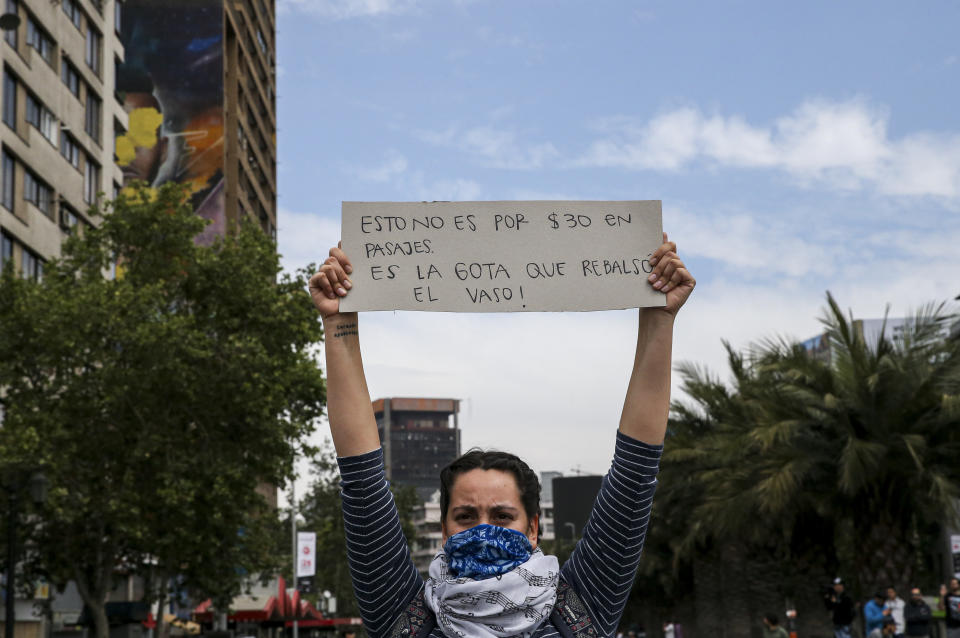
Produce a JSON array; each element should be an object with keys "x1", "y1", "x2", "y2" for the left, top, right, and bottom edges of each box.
[
  {"x1": 653, "y1": 293, "x2": 960, "y2": 635},
  {"x1": 293, "y1": 441, "x2": 417, "y2": 618},
  {"x1": 0, "y1": 184, "x2": 327, "y2": 638}
]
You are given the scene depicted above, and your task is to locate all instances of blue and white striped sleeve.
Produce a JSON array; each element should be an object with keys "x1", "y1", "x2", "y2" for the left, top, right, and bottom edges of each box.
[
  {"x1": 559, "y1": 431, "x2": 662, "y2": 638},
  {"x1": 338, "y1": 448, "x2": 424, "y2": 638}
]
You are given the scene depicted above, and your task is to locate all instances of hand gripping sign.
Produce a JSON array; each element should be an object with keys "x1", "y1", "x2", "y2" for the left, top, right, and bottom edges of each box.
[{"x1": 339, "y1": 200, "x2": 665, "y2": 313}]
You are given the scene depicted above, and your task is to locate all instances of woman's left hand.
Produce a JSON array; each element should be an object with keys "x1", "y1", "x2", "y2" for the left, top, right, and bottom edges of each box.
[{"x1": 647, "y1": 232, "x2": 695, "y2": 317}]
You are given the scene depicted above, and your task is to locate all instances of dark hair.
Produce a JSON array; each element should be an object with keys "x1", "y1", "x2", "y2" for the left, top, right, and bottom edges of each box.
[
  {"x1": 440, "y1": 449, "x2": 541, "y2": 538},
  {"x1": 764, "y1": 613, "x2": 779, "y2": 626}
]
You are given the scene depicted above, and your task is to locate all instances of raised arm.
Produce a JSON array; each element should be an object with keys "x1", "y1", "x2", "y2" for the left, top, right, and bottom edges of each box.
[
  {"x1": 310, "y1": 245, "x2": 423, "y2": 638},
  {"x1": 619, "y1": 233, "x2": 695, "y2": 444},
  {"x1": 560, "y1": 235, "x2": 694, "y2": 636},
  {"x1": 309, "y1": 244, "x2": 380, "y2": 456}
]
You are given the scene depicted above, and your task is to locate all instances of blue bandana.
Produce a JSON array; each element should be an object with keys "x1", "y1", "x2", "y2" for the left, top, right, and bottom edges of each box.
[{"x1": 443, "y1": 524, "x2": 533, "y2": 580}]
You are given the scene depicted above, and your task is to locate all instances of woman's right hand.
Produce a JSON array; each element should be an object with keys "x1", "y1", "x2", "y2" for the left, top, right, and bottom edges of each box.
[{"x1": 309, "y1": 242, "x2": 354, "y2": 320}]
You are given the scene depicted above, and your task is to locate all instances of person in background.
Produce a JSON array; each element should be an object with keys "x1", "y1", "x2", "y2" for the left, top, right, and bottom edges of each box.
[
  {"x1": 824, "y1": 578, "x2": 856, "y2": 638},
  {"x1": 904, "y1": 587, "x2": 931, "y2": 638},
  {"x1": 868, "y1": 617, "x2": 898, "y2": 638},
  {"x1": 865, "y1": 592, "x2": 887, "y2": 636},
  {"x1": 884, "y1": 586, "x2": 906, "y2": 637},
  {"x1": 762, "y1": 612, "x2": 789, "y2": 638},
  {"x1": 939, "y1": 578, "x2": 960, "y2": 638}
]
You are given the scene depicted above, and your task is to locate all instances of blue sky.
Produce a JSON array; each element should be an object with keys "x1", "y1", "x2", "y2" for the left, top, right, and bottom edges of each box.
[{"x1": 274, "y1": 0, "x2": 960, "y2": 478}]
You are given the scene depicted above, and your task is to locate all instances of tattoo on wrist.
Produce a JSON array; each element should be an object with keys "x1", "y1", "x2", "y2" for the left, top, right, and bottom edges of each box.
[{"x1": 332, "y1": 322, "x2": 359, "y2": 339}]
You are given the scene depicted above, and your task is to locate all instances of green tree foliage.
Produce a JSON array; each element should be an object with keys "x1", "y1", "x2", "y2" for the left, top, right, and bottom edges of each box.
[
  {"x1": 0, "y1": 184, "x2": 327, "y2": 638},
  {"x1": 293, "y1": 442, "x2": 417, "y2": 618},
  {"x1": 632, "y1": 293, "x2": 960, "y2": 629}
]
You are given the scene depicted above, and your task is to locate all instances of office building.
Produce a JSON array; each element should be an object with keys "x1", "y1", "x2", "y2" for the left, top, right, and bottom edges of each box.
[{"x1": 373, "y1": 397, "x2": 461, "y2": 502}]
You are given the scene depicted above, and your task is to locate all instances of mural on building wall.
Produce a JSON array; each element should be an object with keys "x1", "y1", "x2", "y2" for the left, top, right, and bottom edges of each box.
[{"x1": 116, "y1": 0, "x2": 225, "y2": 245}]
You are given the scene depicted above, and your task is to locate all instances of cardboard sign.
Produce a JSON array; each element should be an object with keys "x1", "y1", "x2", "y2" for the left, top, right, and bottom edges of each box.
[{"x1": 339, "y1": 201, "x2": 665, "y2": 313}]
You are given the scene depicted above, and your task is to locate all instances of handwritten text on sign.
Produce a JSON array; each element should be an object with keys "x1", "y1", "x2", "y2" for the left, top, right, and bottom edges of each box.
[{"x1": 339, "y1": 201, "x2": 664, "y2": 312}]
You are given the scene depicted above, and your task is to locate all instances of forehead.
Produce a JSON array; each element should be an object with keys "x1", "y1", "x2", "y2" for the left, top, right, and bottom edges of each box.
[{"x1": 448, "y1": 468, "x2": 522, "y2": 506}]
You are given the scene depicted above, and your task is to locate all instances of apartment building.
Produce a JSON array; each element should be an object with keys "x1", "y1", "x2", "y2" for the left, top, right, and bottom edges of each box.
[{"x1": 1, "y1": 0, "x2": 125, "y2": 280}]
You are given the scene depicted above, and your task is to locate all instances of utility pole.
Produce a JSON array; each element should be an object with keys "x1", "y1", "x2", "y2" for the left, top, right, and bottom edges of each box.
[{"x1": 291, "y1": 478, "x2": 298, "y2": 638}]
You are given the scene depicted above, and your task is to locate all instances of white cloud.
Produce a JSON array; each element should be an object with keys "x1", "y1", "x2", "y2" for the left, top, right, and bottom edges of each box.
[
  {"x1": 418, "y1": 125, "x2": 560, "y2": 170},
  {"x1": 347, "y1": 149, "x2": 409, "y2": 182},
  {"x1": 580, "y1": 99, "x2": 960, "y2": 199},
  {"x1": 278, "y1": 0, "x2": 419, "y2": 19}
]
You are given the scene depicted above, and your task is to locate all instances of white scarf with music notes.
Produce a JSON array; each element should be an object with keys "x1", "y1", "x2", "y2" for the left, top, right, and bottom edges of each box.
[{"x1": 424, "y1": 548, "x2": 559, "y2": 638}]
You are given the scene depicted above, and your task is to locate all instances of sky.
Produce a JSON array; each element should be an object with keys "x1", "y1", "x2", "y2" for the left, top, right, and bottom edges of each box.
[{"x1": 273, "y1": 0, "x2": 960, "y2": 485}]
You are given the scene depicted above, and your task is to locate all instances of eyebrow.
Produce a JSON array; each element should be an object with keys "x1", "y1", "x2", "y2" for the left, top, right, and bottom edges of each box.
[{"x1": 451, "y1": 504, "x2": 519, "y2": 514}]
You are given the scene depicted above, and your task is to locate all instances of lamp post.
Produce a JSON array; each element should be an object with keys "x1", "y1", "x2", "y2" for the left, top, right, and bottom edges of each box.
[{"x1": 4, "y1": 470, "x2": 48, "y2": 638}]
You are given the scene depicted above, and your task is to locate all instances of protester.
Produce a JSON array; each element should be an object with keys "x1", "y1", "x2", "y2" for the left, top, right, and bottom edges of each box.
[
  {"x1": 904, "y1": 588, "x2": 931, "y2": 638},
  {"x1": 884, "y1": 586, "x2": 906, "y2": 637},
  {"x1": 865, "y1": 592, "x2": 887, "y2": 636},
  {"x1": 310, "y1": 236, "x2": 695, "y2": 638},
  {"x1": 940, "y1": 578, "x2": 960, "y2": 638},
  {"x1": 824, "y1": 578, "x2": 856, "y2": 638},
  {"x1": 762, "y1": 613, "x2": 788, "y2": 638}
]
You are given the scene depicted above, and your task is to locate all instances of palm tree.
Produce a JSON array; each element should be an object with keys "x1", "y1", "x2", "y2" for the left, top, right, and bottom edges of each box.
[{"x1": 656, "y1": 293, "x2": 960, "y2": 633}]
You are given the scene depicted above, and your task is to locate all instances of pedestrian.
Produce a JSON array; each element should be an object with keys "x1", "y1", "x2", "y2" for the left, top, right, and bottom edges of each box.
[
  {"x1": 865, "y1": 592, "x2": 886, "y2": 636},
  {"x1": 904, "y1": 588, "x2": 931, "y2": 638},
  {"x1": 939, "y1": 578, "x2": 960, "y2": 638},
  {"x1": 884, "y1": 586, "x2": 906, "y2": 637},
  {"x1": 762, "y1": 613, "x2": 789, "y2": 638},
  {"x1": 824, "y1": 578, "x2": 856, "y2": 638},
  {"x1": 868, "y1": 617, "x2": 898, "y2": 638},
  {"x1": 310, "y1": 236, "x2": 695, "y2": 638}
]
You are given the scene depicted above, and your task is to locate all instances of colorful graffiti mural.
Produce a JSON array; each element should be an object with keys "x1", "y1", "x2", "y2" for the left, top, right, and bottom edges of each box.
[{"x1": 117, "y1": 0, "x2": 225, "y2": 244}]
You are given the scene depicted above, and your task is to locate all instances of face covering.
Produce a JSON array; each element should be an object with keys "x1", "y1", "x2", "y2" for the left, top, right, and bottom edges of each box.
[{"x1": 443, "y1": 523, "x2": 533, "y2": 579}]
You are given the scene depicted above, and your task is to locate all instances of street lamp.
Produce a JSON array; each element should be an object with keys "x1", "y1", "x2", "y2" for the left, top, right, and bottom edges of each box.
[
  {"x1": 4, "y1": 470, "x2": 48, "y2": 638},
  {"x1": 563, "y1": 522, "x2": 576, "y2": 542}
]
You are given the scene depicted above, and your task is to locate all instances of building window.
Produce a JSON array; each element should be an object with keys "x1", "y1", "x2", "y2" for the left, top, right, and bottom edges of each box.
[
  {"x1": 3, "y1": 70, "x2": 16, "y2": 128},
  {"x1": 60, "y1": 203, "x2": 79, "y2": 234},
  {"x1": 61, "y1": 58, "x2": 81, "y2": 97},
  {"x1": 62, "y1": 0, "x2": 82, "y2": 30},
  {"x1": 114, "y1": 0, "x2": 121, "y2": 34},
  {"x1": 85, "y1": 91, "x2": 101, "y2": 143},
  {"x1": 60, "y1": 131, "x2": 80, "y2": 168},
  {"x1": 4, "y1": 0, "x2": 17, "y2": 48},
  {"x1": 256, "y1": 28, "x2": 268, "y2": 55},
  {"x1": 21, "y1": 247, "x2": 41, "y2": 281},
  {"x1": 26, "y1": 16, "x2": 54, "y2": 65},
  {"x1": 23, "y1": 169, "x2": 52, "y2": 216},
  {"x1": 85, "y1": 25, "x2": 101, "y2": 75},
  {"x1": 84, "y1": 156, "x2": 99, "y2": 204},
  {"x1": 2, "y1": 151, "x2": 14, "y2": 211},
  {"x1": 1, "y1": 231, "x2": 12, "y2": 271},
  {"x1": 26, "y1": 93, "x2": 57, "y2": 146}
]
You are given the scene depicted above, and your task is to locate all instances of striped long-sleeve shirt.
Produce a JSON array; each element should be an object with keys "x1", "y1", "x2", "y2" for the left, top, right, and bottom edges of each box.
[{"x1": 337, "y1": 431, "x2": 662, "y2": 638}]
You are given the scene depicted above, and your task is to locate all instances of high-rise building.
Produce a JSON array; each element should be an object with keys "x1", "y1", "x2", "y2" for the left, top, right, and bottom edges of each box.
[
  {"x1": 1, "y1": 0, "x2": 278, "y2": 277},
  {"x1": 373, "y1": 397, "x2": 461, "y2": 502},
  {"x1": 1, "y1": 0, "x2": 125, "y2": 280},
  {"x1": 116, "y1": 0, "x2": 277, "y2": 244}
]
